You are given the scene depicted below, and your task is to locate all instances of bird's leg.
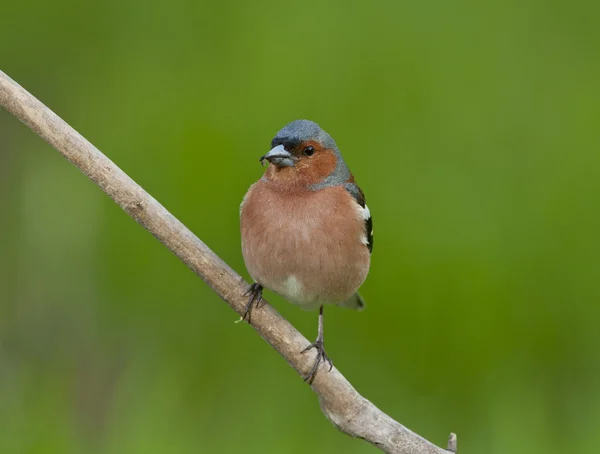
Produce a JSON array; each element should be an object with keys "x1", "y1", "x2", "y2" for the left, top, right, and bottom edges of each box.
[
  {"x1": 301, "y1": 305, "x2": 333, "y2": 383},
  {"x1": 242, "y1": 282, "x2": 263, "y2": 323}
]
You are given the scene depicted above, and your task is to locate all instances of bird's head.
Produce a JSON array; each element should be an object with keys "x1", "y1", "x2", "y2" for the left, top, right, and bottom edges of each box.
[{"x1": 260, "y1": 120, "x2": 350, "y2": 191}]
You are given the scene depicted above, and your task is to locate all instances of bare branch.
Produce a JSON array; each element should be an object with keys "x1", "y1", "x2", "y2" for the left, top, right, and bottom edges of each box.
[{"x1": 0, "y1": 69, "x2": 455, "y2": 454}]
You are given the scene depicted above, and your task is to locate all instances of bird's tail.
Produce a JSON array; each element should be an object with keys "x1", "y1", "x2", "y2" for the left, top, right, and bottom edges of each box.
[{"x1": 340, "y1": 292, "x2": 366, "y2": 311}]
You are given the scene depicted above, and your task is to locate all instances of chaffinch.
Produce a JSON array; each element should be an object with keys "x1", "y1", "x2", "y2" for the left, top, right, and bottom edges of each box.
[{"x1": 240, "y1": 119, "x2": 373, "y2": 381}]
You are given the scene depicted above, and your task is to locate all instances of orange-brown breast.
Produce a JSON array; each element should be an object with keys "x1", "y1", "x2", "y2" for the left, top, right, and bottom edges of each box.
[{"x1": 240, "y1": 181, "x2": 370, "y2": 309}]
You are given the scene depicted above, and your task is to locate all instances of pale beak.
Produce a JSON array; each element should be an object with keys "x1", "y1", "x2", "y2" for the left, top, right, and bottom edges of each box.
[{"x1": 259, "y1": 144, "x2": 296, "y2": 167}]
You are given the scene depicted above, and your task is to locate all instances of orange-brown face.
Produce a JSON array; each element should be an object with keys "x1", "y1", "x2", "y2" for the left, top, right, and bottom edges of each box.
[{"x1": 263, "y1": 140, "x2": 338, "y2": 190}]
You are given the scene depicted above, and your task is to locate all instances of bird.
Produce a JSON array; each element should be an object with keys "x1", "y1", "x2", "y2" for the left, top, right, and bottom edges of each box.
[{"x1": 240, "y1": 119, "x2": 373, "y2": 382}]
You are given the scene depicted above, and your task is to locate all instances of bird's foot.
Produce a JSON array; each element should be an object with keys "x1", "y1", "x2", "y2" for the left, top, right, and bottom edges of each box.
[
  {"x1": 301, "y1": 336, "x2": 333, "y2": 383},
  {"x1": 242, "y1": 282, "x2": 263, "y2": 323}
]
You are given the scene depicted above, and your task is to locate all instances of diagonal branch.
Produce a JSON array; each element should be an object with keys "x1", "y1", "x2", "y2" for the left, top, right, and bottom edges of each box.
[{"x1": 0, "y1": 69, "x2": 456, "y2": 454}]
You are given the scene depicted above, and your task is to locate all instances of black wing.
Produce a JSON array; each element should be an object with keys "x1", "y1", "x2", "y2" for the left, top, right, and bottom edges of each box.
[{"x1": 344, "y1": 182, "x2": 373, "y2": 253}]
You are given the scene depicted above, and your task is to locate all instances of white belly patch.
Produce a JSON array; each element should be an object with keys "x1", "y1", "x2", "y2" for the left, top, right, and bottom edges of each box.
[
  {"x1": 272, "y1": 275, "x2": 319, "y2": 309},
  {"x1": 280, "y1": 275, "x2": 304, "y2": 302}
]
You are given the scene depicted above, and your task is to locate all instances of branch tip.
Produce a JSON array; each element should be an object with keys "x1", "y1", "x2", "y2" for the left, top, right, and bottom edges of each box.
[{"x1": 447, "y1": 432, "x2": 457, "y2": 453}]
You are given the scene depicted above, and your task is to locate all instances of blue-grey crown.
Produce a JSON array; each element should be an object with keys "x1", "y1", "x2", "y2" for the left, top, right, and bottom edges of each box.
[{"x1": 271, "y1": 120, "x2": 338, "y2": 150}]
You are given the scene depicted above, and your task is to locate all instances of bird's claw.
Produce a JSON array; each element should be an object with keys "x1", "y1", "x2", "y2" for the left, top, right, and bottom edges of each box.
[
  {"x1": 301, "y1": 337, "x2": 333, "y2": 383},
  {"x1": 242, "y1": 283, "x2": 263, "y2": 323}
]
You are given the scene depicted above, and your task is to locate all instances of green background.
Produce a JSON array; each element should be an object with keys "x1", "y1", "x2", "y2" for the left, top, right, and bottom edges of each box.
[{"x1": 1, "y1": 0, "x2": 599, "y2": 453}]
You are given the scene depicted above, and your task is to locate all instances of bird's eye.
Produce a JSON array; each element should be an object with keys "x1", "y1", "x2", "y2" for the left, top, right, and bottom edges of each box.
[{"x1": 303, "y1": 146, "x2": 315, "y2": 156}]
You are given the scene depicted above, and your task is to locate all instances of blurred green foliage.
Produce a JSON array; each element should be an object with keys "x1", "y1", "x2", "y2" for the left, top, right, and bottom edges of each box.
[{"x1": 1, "y1": 0, "x2": 600, "y2": 453}]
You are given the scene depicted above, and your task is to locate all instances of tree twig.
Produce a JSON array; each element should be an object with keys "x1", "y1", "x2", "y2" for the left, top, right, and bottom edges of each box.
[{"x1": 0, "y1": 69, "x2": 456, "y2": 454}]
